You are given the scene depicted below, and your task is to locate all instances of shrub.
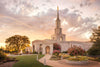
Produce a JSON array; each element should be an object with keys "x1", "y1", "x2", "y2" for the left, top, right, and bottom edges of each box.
[
  {"x1": 68, "y1": 45, "x2": 86, "y2": 56},
  {"x1": 53, "y1": 43, "x2": 61, "y2": 50},
  {"x1": 33, "y1": 51, "x2": 38, "y2": 54},
  {"x1": 50, "y1": 55, "x2": 61, "y2": 60},
  {"x1": 62, "y1": 51, "x2": 68, "y2": 53},
  {"x1": 59, "y1": 53, "x2": 70, "y2": 59},
  {"x1": 39, "y1": 52, "x2": 42, "y2": 54},
  {"x1": 67, "y1": 56, "x2": 88, "y2": 61},
  {"x1": 53, "y1": 50, "x2": 60, "y2": 56},
  {"x1": 0, "y1": 51, "x2": 7, "y2": 61},
  {"x1": 88, "y1": 26, "x2": 100, "y2": 55},
  {"x1": 88, "y1": 45, "x2": 100, "y2": 55},
  {"x1": 88, "y1": 57, "x2": 95, "y2": 61}
]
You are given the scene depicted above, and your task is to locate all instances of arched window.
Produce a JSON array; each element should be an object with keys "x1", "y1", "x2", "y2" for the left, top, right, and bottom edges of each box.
[{"x1": 60, "y1": 37, "x2": 63, "y2": 41}]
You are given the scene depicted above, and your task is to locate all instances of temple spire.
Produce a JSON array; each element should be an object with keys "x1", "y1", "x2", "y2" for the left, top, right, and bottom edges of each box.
[{"x1": 57, "y1": 6, "x2": 59, "y2": 20}]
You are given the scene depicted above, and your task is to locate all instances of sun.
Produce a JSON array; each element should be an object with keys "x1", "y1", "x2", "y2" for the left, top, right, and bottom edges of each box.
[{"x1": 84, "y1": 32, "x2": 92, "y2": 39}]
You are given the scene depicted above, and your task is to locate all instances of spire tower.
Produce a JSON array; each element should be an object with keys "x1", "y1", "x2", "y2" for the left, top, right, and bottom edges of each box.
[
  {"x1": 56, "y1": 6, "x2": 61, "y2": 28},
  {"x1": 51, "y1": 6, "x2": 66, "y2": 41}
]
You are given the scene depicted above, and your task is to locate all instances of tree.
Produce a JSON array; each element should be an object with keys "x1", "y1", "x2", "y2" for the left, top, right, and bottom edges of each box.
[
  {"x1": 5, "y1": 35, "x2": 30, "y2": 53},
  {"x1": 88, "y1": 26, "x2": 100, "y2": 55}
]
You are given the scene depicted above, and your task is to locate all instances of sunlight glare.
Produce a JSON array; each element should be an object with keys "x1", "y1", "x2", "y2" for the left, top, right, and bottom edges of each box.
[{"x1": 62, "y1": 19, "x2": 68, "y2": 25}]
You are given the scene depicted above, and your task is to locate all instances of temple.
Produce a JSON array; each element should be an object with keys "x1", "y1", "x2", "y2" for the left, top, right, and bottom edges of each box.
[{"x1": 25, "y1": 6, "x2": 92, "y2": 55}]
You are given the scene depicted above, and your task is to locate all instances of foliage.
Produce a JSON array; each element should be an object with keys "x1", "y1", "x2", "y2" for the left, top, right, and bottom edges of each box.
[
  {"x1": 53, "y1": 43, "x2": 61, "y2": 50},
  {"x1": 88, "y1": 57, "x2": 96, "y2": 61},
  {"x1": 33, "y1": 51, "x2": 38, "y2": 54},
  {"x1": 12, "y1": 55, "x2": 51, "y2": 67},
  {"x1": 50, "y1": 55, "x2": 61, "y2": 60},
  {"x1": 88, "y1": 26, "x2": 100, "y2": 55},
  {"x1": 0, "y1": 47, "x2": 4, "y2": 52},
  {"x1": 5, "y1": 35, "x2": 30, "y2": 53},
  {"x1": 59, "y1": 53, "x2": 70, "y2": 59},
  {"x1": 53, "y1": 50, "x2": 60, "y2": 56},
  {"x1": 88, "y1": 46, "x2": 100, "y2": 55},
  {"x1": 93, "y1": 57, "x2": 100, "y2": 62},
  {"x1": 0, "y1": 51, "x2": 7, "y2": 61},
  {"x1": 68, "y1": 45, "x2": 86, "y2": 56},
  {"x1": 67, "y1": 56, "x2": 88, "y2": 61},
  {"x1": 62, "y1": 51, "x2": 68, "y2": 53},
  {"x1": 53, "y1": 43, "x2": 61, "y2": 56}
]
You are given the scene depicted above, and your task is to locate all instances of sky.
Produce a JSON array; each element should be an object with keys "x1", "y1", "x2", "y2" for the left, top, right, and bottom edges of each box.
[{"x1": 0, "y1": 0, "x2": 100, "y2": 47}]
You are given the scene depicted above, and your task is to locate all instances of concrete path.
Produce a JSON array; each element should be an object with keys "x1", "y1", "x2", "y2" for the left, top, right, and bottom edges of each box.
[
  {"x1": 39, "y1": 55, "x2": 100, "y2": 67},
  {"x1": 0, "y1": 61, "x2": 16, "y2": 67}
]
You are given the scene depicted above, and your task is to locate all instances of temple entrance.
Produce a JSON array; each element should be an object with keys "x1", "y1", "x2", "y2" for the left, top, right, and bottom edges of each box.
[{"x1": 45, "y1": 46, "x2": 50, "y2": 54}]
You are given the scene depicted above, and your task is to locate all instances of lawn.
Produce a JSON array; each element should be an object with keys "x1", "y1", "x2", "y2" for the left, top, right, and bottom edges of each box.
[{"x1": 12, "y1": 54, "x2": 51, "y2": 67}]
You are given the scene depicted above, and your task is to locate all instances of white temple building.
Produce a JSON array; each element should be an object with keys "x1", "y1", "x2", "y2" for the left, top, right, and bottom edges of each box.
[{"x1": 26, "y1": 7, "x2": 92, "y2": 55}]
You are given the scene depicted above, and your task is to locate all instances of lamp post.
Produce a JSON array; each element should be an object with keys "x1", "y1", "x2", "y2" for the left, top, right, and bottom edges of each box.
[
  {"x1": 37, "y1": 54, "x2": 38, "y2": 61},
  {"x1": 44, "y1": 58, "x2": 46, "y2": 65},
  {"x1": 61, "y1": 56, "x2": 63, "y2": 60},
  {"x1": 37, "y1": 48, "x2": 39, "y2": 61}
]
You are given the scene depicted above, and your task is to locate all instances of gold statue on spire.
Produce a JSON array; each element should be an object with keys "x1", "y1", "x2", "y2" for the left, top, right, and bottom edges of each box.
[
  {"x1": 57, "y1": 6, "x2": 59, "y2": 20},
  {"x1": 57, "y1": 6, "x2": 59, "y2": 11}
]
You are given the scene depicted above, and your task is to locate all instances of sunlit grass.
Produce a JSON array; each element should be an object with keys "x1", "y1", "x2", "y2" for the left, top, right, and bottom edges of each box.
[{"x1": 11, "y1": 55, "x2": 51, "y2": 67}]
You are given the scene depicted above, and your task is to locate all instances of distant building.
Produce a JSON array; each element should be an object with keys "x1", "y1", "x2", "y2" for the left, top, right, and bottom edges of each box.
[{"x1": 26, "y1": 7, "x2": 92, "y2": 54}]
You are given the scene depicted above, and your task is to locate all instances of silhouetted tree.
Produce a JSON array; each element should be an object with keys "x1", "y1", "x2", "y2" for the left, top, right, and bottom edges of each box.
[
  {"x1": 5, "y1": 35, "x2": 30, "y2": 53},
  {"x1": 88, "y1": 26, "x2": 100, "y2": 55}
]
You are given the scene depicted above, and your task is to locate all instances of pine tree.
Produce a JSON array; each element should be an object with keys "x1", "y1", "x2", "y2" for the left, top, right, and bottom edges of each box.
[{"x1": 88, "y1": 26, "x2": 100, "y2": 55}]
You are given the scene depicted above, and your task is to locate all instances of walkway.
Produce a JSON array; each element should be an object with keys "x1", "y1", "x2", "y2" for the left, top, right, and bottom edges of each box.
[
  {"x1": 39, "y1": 55, "x2": 100, "y2": 67},
  {"x1": 0, "y1": 61, "x2": 16, "y2": 67}
]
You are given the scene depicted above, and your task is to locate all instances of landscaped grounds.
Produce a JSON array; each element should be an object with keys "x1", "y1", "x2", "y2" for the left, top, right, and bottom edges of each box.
[
  {"x1": 12, "y1": 55, "x2": 51, "y2": 67},
  {"x1": 51, "y1": 45, "x2": 100, "y2": 65}
]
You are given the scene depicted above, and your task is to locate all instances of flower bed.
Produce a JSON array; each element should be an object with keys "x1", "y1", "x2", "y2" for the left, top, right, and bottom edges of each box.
[
  {"x1": 59, "y1": 53, "x2": 70, "y2": 59},
  {"x1": 53, "y1": 50, "x2": 60, "y2": 56},
  {"x1": 67, "y1": 56, "x2": 88, "y2": 61},
  {"x1": 66, "y1": 56, "x2": 89, "y2": 64},
  {"x1": 50, "y1": 55, "x2": 61, "y2": 60}
]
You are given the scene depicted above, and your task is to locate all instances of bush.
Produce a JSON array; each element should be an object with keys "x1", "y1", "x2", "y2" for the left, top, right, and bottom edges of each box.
[
  {"x1": 68, "y1": 45, "x2": 86, "y2": 56},
  {"x1": 39, "y1": 52, "x2": 42, "y2": 54},
  {"x1": 88, "y1": 45, "x2": 100, "y2": 55},
  {"x1": 0, "y1": 51, "x2": 7, "y2": 61},
  {"x1": 33, "y1": 51, "x2": 38, "y2": 54},
  {"x1": 50, "y1": 55, "x2": 61, "y2": 60},
  {"x1": 53, "y1": 50, "x2": 60, "y2": 56},
  {"x1": 53, "y1": 43, "x2": 61, "y2": 50},
  {"x1": 62, "y1": 51, "x2": 68, "y2": 53},
  {"x1": 59, "y1": 53, "x2": 70, "y2": 59},
  {"x1": 67, "y1": 56, "x2": 88, "y2": 61},
  {"x1": 88, "y1": 26, "x2": 100, "y2": 55}
]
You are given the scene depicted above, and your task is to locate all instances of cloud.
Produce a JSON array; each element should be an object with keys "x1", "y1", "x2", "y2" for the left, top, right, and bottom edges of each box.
[
  {"x1": 0, "y1": 7, "x2": 99, "y2": 43},
  {"x1": 0, "y1": 0, "x2": 39, "y2": 16},
  {"x1": 80, "y1": 0, "x2": 100, "y2": 8},
  {"x1": 0, "y1": 0, "x2": 100, "y2": 43}
]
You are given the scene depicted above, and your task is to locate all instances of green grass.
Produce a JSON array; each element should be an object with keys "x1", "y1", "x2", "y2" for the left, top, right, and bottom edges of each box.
[{"x1": 12, "y1": 55, "x2": 51, "y2": 67}]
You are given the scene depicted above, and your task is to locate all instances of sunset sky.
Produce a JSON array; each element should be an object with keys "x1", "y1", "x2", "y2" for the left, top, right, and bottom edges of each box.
[{"x1": 0, "y1": 0, "x2": 100, "y2": 47}]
